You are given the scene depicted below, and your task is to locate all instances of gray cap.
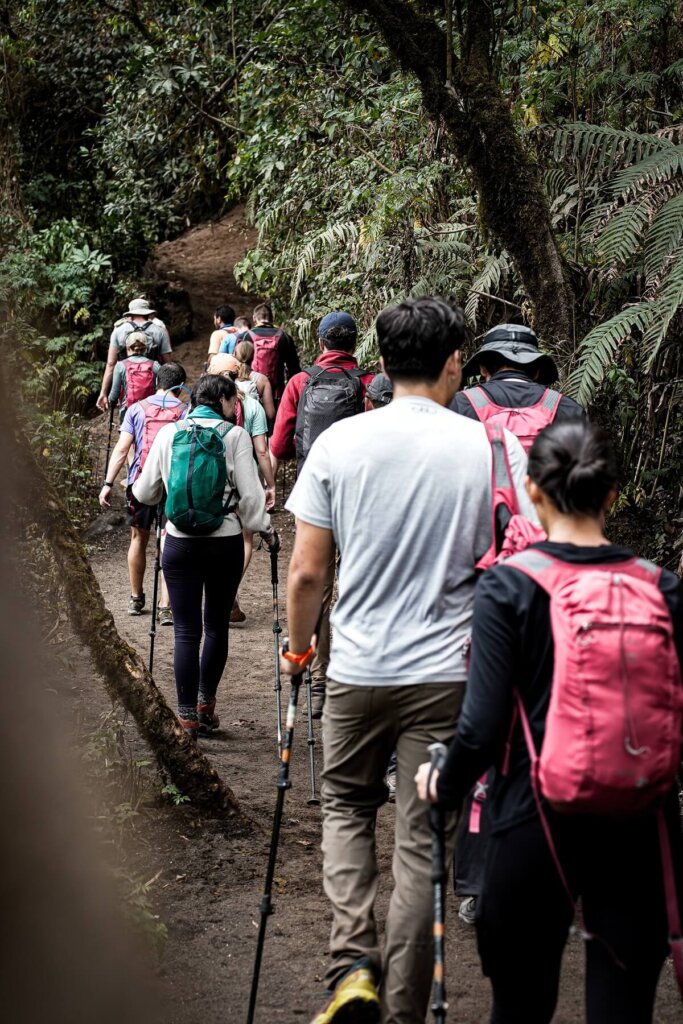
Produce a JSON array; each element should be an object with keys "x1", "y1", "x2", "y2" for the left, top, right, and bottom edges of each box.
[
  {"x1": 366, "y1": 373, "x2": 393, "y2": 406},
  {"x1": 462, "y1": 324, "x2": 558, "y2": 385}
]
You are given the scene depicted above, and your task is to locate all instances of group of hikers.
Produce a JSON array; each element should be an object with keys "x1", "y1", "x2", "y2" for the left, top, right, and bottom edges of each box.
[{"x1": 96, "y1": 294, "x2": 683, "y2": 1024}]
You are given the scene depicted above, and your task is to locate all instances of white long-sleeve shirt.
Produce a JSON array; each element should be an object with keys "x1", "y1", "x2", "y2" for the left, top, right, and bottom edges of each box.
[{"x1": 133, "y1": 417, "x2": 271, "y2": 538}]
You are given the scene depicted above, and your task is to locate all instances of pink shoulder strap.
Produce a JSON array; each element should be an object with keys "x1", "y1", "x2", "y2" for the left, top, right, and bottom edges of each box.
[{"x1": 464, "y1": 386, "x2": 495, "y2": 415}]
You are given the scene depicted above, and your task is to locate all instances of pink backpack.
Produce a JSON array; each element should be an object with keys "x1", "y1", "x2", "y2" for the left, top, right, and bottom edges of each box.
[
  {"x1": 137, "y1": 399, "x2": 185, "y2": 479},
  {"x1": 476, "y1": 421, "x2": 545, "y2": 570},
  {"x1": 249, "y1": 329, "x2": 283, "y2": 396},
  {"x1": 464, "y1": 385, "x2": 561, "y2": 453},
  {"x1": 124, "y1": 358, "x2": 156, "y2": 408},
  {"x1": 507, "y1": 549, "x2": 683, "y2": 990}
]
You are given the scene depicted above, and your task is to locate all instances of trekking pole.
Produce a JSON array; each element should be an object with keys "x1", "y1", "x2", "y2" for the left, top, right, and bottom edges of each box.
[
  {"x1": 246, "y1": 666, "x2": 304, "y2": 1024},
  {"x1": 428, "y1": 741, "x2": 449, "y2": 1024},
  {"x1": 104, "y1": 401, "x2": 115, "y2": 474},
  {"x1": 303, "y1": 667, "x2": 320, "y2": 806},
  {"x1": 148, "y1": 503, "x2": 163, "y2": 673},
  {"x1": 270, "y1": 545, "x2": 283, "y2": 755}
]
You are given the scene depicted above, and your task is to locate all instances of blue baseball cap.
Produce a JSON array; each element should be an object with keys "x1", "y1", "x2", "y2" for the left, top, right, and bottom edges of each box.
[{"x1": 319, "y1": 311, "x2": 357, "y2": 341}]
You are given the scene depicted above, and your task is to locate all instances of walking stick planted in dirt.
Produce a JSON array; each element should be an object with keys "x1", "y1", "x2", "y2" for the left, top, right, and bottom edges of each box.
[
  {"x1": 304, "y1": 667, "x2": 320, "y2": 806},
  {"x1": 246, "y1": 662, "x2": 304, "y2": 1024},
  {"x1": 270, "y1": 546, "x2": 283, "y2": 754},
  {"x1": 148, "y1": 503, "x2": 163, "y2": 673},
  {"x1": 428, "y1": 741, "x2": 449, "y2": 1024},
  {"x1": 104, "y1": 401, "x2": 115, "y2": 474}
]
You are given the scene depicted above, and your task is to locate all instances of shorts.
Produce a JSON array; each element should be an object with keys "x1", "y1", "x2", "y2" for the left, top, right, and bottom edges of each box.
[{"x1": 125, "y1": 485, "x2": 157, "y2": 531}]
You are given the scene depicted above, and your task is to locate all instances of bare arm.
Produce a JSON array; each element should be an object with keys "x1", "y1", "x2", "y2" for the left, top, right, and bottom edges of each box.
[
  {"x1": 282, "y1": 520, "x2": 334, "y2": 668},
  {"x1": 252, "y1": 434, "x2": 275, "y2": 509},
  {"x1": 160, "y1": 352, "x2": 173, "y2": 365},
  {"x1": 257, "y1": 374, "x2": 276, "y2": 421},
  {"x1": 98, "y1": 432, "x2": 134, "y2": 507},
  {"x1": 208, "y1": 330, "x2": 224, "y2": 357},
  {"x1": 97, "y1": 346, "x2": 119, "y2": 411}
]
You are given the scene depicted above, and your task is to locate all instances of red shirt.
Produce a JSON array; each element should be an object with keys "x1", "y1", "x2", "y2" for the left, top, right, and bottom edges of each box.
[{"x1": 270, "y1": 350, "x2": 374, "y2": 461}]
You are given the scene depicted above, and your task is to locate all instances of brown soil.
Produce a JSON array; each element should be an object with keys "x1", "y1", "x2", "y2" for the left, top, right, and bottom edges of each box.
[{"x1": 84, "y1": 207, "x2": 682, "y2": 1023}]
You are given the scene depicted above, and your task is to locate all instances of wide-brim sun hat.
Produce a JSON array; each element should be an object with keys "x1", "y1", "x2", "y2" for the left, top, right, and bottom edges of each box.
[
  {"x1": 122, "y1": 297, "x2": 156, "y2": 318},
  {"x1": 462, "y1": 323, "x2": 558, "y2": 385}
]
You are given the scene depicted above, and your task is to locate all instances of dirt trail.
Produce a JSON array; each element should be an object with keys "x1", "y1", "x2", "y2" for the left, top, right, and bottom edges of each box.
[{"x1": 86, "y1": 207, "x2": 681, "y2": 1023}]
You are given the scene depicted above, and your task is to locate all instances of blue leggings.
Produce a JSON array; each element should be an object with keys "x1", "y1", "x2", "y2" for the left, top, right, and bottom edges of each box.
[{"x1": 162, "y1": 533, "x2": 244, "y2": 710}]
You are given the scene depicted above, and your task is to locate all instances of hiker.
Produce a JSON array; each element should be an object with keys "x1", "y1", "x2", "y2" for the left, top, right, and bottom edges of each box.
[
  {"x1": 132, "y1": 374, "x2": 278, "y2": 738},
  {"x1": 208, "y1": 354, "x2": 276, "y2": 626},
  {"x1": 97, "y1": 298, "x2": 173, "y2": 412},
  {"x1": 416, "y1": 419, "x2": 683, "y2": 1024},
  {"x1": 234, "y1": 315, "x2": 251, "y2": 331},
  {"x1": 233, "y1": 341, "x2": 276, "y2": 421},
  {"x1": 226, "y1": 302, "x2": 300, "y2": 402},
  {"x1": 99, "y1": 363, "x2": 188, "y2": 621},
  {"x1": 451, "y1": 323, "x2": 583, "y2": 440},
  {"x1": 281, "y1": 297, "x2": 534, "y2": 1023},
  {"x1": 271, "y1": 311, "x2": 374, "y2": 719},
  {"x1": 108, "y1": 332, "x2": 160, "y2": 421},
  {"x1": 364, "y1": 372, "x2": 393, "y2": 411},
  {"x1": 207, "y1": 304, "x2": 237, "y2": 360},
  {"x1": 451, "y1": 323, "x2": 583, "y2": 925}
]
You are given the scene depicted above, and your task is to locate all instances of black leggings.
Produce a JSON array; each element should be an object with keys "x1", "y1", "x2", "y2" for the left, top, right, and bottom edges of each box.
[
  {"x1": 162, "y1": 533, "x2": 244, "y2": 710},
  {"x1": 476, "y1": 798, "x2": 682, "y2": 1024}
]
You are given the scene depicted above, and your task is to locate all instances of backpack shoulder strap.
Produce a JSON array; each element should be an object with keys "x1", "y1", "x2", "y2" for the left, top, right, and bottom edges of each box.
[
  {"x1": 540, "y1": 388, "x2": 562, "y2": 414},
  {"x1": 484, "y1": 421, "x2": 519, "y2": 514},
  {"x1": 464, "y1": 386, "x2": 494, "y2": 412},
  {"x1": 504, "y1": 549, "x2": 558, "y2": 587}
]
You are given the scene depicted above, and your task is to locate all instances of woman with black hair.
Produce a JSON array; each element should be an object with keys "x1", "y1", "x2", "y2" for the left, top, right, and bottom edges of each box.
[
  {"x1": 134, "y1": 374, "x2": 277, "y2": 738},
  {"x1": 416, "y1": 419, "x2": 683, "y2": 1024}
]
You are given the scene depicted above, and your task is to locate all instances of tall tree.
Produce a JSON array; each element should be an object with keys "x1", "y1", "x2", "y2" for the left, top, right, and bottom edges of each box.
[{"x1": 340, "y1": 0, "x2": 574, "y2": 348}]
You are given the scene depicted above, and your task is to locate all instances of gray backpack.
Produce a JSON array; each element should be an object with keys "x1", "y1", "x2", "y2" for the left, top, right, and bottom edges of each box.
[{"x1": 294, "y1": 367, "x2": 365, "y2": 473}]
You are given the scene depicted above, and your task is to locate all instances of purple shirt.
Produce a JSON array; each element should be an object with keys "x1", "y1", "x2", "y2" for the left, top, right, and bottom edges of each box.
[{"x1": 122, "y1": 394, "x2": 186, "y2": 484}]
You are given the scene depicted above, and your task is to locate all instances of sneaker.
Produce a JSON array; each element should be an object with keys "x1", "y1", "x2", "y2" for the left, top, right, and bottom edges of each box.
[
  {"x1": 128, "y1": 593, "x2": 145, "y2": 616},
  {"x1": 385, "y1": 771, "x2": 397, "y2": 804},
  {"x1": 197, "y1": 700, "x2": 220, "y2": 734},
  {"x1": 230, "y1": 598, "x2": 247, "y2": 628},
  {"x1": 458, "y1": 896, "x2": 477, "y2": 925},
  {"x1": 157, "y1": 605, "x2": 173, "y2": 626},
  {"x1": 310, "y1": 958, "x2": 380, "y2": 1024}
]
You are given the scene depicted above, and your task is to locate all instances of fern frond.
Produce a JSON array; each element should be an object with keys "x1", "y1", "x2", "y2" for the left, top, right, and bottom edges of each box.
[
  {"x1": 291, "y1": 220, "x2": 359, "y2": 301},
  {"x1": 642, "y1": 245, "x2": 683, "y2": 370},
  {"x1": 465, "y1": 252, "x2": 510, "y2": 326},
  {"x1": 565, "y1": 303, "x2": 654, "y2": 405},
  {"x1": 594, "y1": 201, "x2": 651, "y2": 271},
  {"x1": 552, "y1": 122, "x2": 672, "y2": 178},
  {"x1": 644, "y1": 190, "x2": 683, "y2": 279},
  {"x1": 609, "y1": 145, "x2": 683, "y2": 202}
]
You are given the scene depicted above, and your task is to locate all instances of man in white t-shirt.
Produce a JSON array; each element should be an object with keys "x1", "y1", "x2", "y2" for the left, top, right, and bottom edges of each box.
[{"x1": 281, "y1": 297, "x2": 533, "y2": 1024}]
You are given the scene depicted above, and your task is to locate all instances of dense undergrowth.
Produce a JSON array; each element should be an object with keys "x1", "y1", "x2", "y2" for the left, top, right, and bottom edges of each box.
[{"x1": 1, "y1": 0, "x2": 682, "y2": 563}]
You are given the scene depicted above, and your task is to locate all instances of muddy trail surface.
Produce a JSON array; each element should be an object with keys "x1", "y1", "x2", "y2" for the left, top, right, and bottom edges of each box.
[{"x1": 85, "y1": 208, "x2": 681, "y2": 1023}]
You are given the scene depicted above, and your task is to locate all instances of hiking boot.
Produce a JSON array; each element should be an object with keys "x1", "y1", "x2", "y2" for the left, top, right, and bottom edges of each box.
[
  {"x1": 310, "y1": 958, "x2": 380, "y2": 1024},
  {"x1": 458, "y1": 896, "x2": 477, "y2": 926},
  {"x1": 128, "y1": 593, "x2": 145, "y2": 615},
  {"x1": 157, "y1": 605, "x2": 173, "y2": 626},
  {"x1": 197, "y1": 701, "x2": 220, "y2": 734},
  {"x1": 230, "y1": 598, "x2": 247, "y2": 628},
  {"x1": 385, "y1": 770, "x2": 397, "y2": 804},
  {"x1": 178, "y1": 718, "x2": 199, "y2": 741}
]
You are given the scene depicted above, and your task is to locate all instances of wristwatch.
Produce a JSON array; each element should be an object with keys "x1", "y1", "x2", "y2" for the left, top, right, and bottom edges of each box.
[{"x1": 103, "y1": 480, "x2": 114, "y2": 488}]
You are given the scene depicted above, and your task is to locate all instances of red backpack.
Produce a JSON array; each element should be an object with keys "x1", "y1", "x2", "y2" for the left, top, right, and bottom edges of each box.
[
  {"x1": 476, "y1": 421, "x2": 545, "y2": 570},
  {"x1": 506, "y1": 548, "x2": 683, "y2": 990},
  {"x1": 249, "y1": 329, "x2": 283, "y2": 395},
  {"x1": 137, "y1": 399, "x2": 185, "y2": 479},
  {"x1": 464, "y1": 386, "x2": 562, "y2": 453},
  {"x1": 124, "y1": 358, "x2": 156, "y2": 408}
]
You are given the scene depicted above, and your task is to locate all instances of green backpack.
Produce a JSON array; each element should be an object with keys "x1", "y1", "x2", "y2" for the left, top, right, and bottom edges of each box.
[{"x1": 165, "y1": 419, "x2": 237, "y2": 535}]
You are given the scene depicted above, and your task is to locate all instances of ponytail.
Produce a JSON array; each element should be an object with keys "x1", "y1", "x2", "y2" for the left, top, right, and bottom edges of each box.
[
  {"x1": 527, "y1": 420, "x2": 617, "y2": 516},
  {"x1": 234, "y1": 341, "x2": 254, "y2": 381}
]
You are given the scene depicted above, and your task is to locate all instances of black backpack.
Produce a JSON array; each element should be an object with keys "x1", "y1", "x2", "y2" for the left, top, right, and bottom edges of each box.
[{"x1": 294, "y1": 367, "x2": 365, "y2": 472}]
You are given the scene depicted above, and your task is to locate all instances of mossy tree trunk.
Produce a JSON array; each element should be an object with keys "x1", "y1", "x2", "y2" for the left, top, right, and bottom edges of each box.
[
  {"x1": 13, "y1": 430, "x2": 240, "y2": 817},
  {"x1": 342, "y1": 0, "x2": 574, "y2": 350}
]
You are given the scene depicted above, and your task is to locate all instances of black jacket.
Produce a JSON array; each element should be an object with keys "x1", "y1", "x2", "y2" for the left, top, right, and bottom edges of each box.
[{"x1": 451, "y1": 371, "x2": 584, "y2": 422}]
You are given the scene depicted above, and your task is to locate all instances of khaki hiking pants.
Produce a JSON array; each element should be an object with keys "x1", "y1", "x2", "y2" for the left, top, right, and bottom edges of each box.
[
  {"x1": 310, "y1": 546, "x2": 336, "y2": 688},
  {"x1": 321, "y1": 679, "x2": 465, "y2": 1024}
]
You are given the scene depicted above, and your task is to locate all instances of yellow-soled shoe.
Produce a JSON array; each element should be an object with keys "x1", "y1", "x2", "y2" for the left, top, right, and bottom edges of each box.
[{"x1": 310, "y1": 962, "x2": 380, "y2": 1024}]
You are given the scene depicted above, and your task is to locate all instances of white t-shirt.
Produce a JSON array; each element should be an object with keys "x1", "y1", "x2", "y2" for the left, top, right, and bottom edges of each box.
[{"x1": 286, "y1": 396, "x2": 534, "y2": 686}]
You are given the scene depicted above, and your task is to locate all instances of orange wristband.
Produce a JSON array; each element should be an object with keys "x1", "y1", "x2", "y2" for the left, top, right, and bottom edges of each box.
[{"x1": 282, "y1": 644, "x2": 315, "y2": 668}]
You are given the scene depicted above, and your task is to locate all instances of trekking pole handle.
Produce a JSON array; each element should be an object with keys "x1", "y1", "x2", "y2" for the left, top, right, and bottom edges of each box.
[
  {"x1": 428, "y1": 742, "x2": 448, "y2": 771},
  {"x1": 270, "y1": 544, "x2": 279, "y2": 587}
]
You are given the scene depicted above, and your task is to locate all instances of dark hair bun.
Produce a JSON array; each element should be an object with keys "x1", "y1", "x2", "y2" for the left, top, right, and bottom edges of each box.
[{"x1": 528, "y1": 420, "x2": 617, "y2": 516}]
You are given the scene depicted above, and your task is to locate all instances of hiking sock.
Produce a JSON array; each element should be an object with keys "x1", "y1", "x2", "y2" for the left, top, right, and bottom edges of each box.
[
  {"x1": 178, "y1": 705, "x2": 198, "y2": 722},
  {"x1": 197, "y1": 691, "x2": 214, "y2": 707}
]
